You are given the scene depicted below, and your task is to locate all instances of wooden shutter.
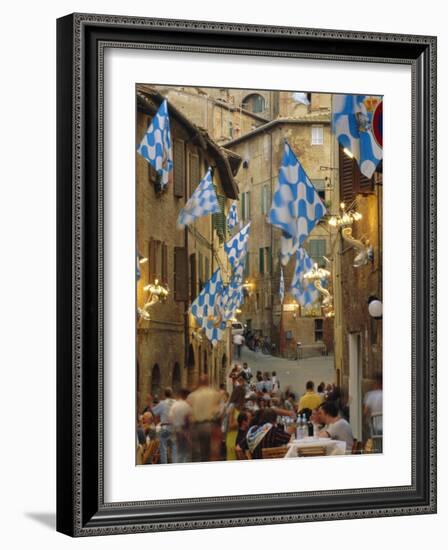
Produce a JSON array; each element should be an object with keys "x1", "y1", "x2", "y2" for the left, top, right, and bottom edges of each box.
[
  {"x1": 173, "y1": 139, "x2": 185, "y2": 198},
  {"x1": 148, "y1": 239, "x2": 157, "y2": 283},
  {"x1": 189, "y1": 253, "x2": 197, "y2": 301},
  {"x1": 358, "y1": 171, "x2": 375, "y2": 194},
  {"x1": 189, "y1": 153, "x2": 200, "y2": 195},
  {"x1": 174, "y1": 247, "x2": 188, "y2": 301},
  {"x1": 212, "y1": 194, "x2": 226, "y2": 243},
  {"x1": 161, "y1": 243, "x2": 168, "y2": 285},
  {"x1": 339, "y1": 146, "x2": 355, "y2": 204}
]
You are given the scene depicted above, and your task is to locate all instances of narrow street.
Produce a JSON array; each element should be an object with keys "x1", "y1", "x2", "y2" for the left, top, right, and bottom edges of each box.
[{"x1": 236, "y1": 346, "x2": 336, "y2": 396}]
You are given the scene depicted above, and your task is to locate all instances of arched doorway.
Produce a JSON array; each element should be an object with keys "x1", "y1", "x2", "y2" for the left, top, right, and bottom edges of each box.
[
  {"x1": 172, "y1": 362, "x2": 181, "y2": 392},
  {"x1": 151, "y1": 363, "x2": 161, "y2": 398}
]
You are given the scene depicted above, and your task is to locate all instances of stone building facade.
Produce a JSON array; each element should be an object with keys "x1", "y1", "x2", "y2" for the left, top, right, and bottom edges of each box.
[
  {"x1": 225, "y1": 100, "x2": 335, "y2": 357},
  {"x1": 332, "y1": 143, "x2": 383, "y2": 441},
  {"x1": 136, "y1": 86, "x2": 240, "y2": 412}
]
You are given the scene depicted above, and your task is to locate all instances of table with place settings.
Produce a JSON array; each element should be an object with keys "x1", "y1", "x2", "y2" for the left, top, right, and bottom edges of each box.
[{"x1": 284, "y1": 437, "x2": 346, "y2": 458}]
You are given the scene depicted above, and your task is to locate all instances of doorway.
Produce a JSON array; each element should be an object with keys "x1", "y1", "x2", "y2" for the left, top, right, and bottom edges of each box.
[{"x1": 348, "y1": 333, "x2": 362, "y2": 441}]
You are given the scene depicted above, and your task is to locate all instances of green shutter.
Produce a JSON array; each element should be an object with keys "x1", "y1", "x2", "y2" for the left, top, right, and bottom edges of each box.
[{"x1": 259, "y1": 248, "x2": 264, "y2": 274}]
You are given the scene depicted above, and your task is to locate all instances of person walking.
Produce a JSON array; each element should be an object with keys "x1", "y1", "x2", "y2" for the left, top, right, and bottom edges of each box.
[
  {"x1": 152, "y1": 388, "x2": 177, "y2": 464},
  {"x1": 224, "y1": 386, "x2": 246, "y2": 460},
  {"x1": 233, "y1": 332, "x2": 245, "y2": 359},
  {"x1": 187, "y1": 375, "x2": 222, "y2": 462},
  {"x1": 169, "y1": 388, "x2": 192, "y2": 463}
]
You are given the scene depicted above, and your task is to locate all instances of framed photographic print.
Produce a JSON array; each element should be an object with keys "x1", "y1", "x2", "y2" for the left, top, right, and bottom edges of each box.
[{"x1": 56, "y1": 13, "x2": 437, "y2": 536}]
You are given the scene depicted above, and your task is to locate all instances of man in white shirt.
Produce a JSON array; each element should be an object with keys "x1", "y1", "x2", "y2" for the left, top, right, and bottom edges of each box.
[
  {"x1": 152, "y1": 388, "x2": 176, "y2": 463},
  {"x1": 233, "y1": 333, "x2": 245, "y2": 359},
  {"x1": 318, "y1": 401, "x2": 354, "y2": 452},
  {"x1": 364, "y1": 375, "x2": 383, "y2": 435},
  {"x1": 169, "y1": 388, "x2": 192, "y2": 463}
]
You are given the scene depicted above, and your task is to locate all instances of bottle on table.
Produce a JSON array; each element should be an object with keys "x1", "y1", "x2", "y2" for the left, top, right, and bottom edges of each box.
[
  {"x1": 296, "y1": 414, "x2": 303, "y2": 440},
  {"x1": 300, "y1": 414, "x2": 308, "y2": 439}
]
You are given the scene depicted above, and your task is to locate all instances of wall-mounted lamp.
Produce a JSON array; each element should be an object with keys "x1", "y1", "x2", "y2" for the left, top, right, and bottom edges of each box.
[
  {"x1": 138, "y1": 278, "x2": 169, "y2": 321},
  {"x1": 368, "y1": 296, "x2": 383, "y2": 319}
]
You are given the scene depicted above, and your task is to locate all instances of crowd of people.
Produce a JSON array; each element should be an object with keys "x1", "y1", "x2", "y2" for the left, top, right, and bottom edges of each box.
[{"x1": 136, "y1": 361, "x2": 381, "y2": 465}]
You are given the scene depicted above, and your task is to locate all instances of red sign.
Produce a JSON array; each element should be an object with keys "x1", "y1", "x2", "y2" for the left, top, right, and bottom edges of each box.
[{"x1": 372, "y1": 100, "x2": 383, "y2": 148}]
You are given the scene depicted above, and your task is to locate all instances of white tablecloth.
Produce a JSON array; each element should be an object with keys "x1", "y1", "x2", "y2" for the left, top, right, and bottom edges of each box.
[{"x1": 284, "y1": 437, "x2": 346, "y2": 458}]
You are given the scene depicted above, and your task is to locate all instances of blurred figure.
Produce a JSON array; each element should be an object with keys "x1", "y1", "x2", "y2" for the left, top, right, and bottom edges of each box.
[
  {"x1": 247, "y1": 408, "x2": 293, "y2": 459},
  {"x1": 271, "y1": 371, "x2": 280, "y2": 393},
  {"x1": 228, "y1": 364, "x2": 241, "y2": 386},
  {"x1": 241, "y1": 362, "x2": 253, "y2": 384},
  {"x1": 169, "y1": 388, "x2": 192, "y2": 463},
  {"x1": 262, "y1": 372, "x2": 273, "y2": 393},
  {"x1": 188, "y1": 375, "x2": 222, "y2": 462},
  {"x1": 364, "y1": 374, "x2": 383, "y2": 437},
  {"x1": 317, "y1": 382, "x2": 326, "y2": 400},
  {"x1": 152, "y1": 388, "x2": 176, "y2": 464},
  {"x1": 224, "y1": 385, "x2": 246, "y2": 460},
  {"x1": 233, "y1": 332, "x2": 245, "y2": 359},
  {"x1": 298, "y1": 381, "x2": 323, "y2": 411},
  {"x1": 235, "y1": 412, "x2": 251, "y2": 453},
  {"x1": 141, "y1": 393, "x2": 153, "y2": 414},
  {"x1": 255, "y1": 371, "x2": 264, "y2": 393}
]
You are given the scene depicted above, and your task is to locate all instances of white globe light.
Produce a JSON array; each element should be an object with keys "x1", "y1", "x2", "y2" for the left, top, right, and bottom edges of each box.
[{"x1": 368, "y1": 299, "x2": 382, "y2": 318}]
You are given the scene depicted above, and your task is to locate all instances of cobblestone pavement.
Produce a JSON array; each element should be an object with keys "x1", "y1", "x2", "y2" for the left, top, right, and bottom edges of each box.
[{"x1": 236, "y1": 347, "x2": 336, "y2": 396}]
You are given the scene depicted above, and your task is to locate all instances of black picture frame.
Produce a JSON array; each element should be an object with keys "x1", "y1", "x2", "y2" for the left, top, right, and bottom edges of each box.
[{"x1": 56, "y1": 13, "x2": 437, "y2": 536}]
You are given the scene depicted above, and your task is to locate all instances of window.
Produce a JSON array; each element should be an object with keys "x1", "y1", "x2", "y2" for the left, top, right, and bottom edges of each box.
[
  {"x1": 265, "y1": 246, "x2": 272, "y2": 274},
  {"x1": 212, "y1": 194, "x2": 226, "y2": 243},
  {"x1": 311, "y1": 125, "x2": 324, "y2": 145},
  {"x1": 339, "y1": 145, "x2": 375, "y2": 202},
  {"x1": 241, "y1": 191, "x2": 251, "y2": 221},
  {"x1": 312, "y1": 179, "x2": 326, "y2": 202},
  {"x1": 228, "y1": 120, "x2": 233, "y2": 138},
  {"x1": 189, "y1": 153, "x2": 200, "y2": 195},
  {"x1": 189, "y1": 253, "x2": 197, "y2": 301},
  {"x1": 307, "y1": 239, "x2": 327, "y2": 267},
  {"x1": 204, "y1": 256, "x2": 210, "y2": 282},
  {"x1": 242, "y1": 93, "x2": 266, "y2": 113},
  {"x1": 198, "y1": 251, "x2": 204, "y2": 289},
  {"x1": 314, "y1": 319, "x2": 324, "y2": 342},
  {"x1": 259, "y1": 248, "x2": 265, "y2": 274},
  {"x1": 261, "y1": 184, "x2": 270, "y2": 214},
  {"x1": 173, "y1": 139, "x2": 185, "y2": 197},
  {"x1": 161, "y1": 243, "x2": 168, "y2": 286},
  {"x1": 244, "y1": 252, "x2": 250, "y2": 279},
  {"x1": 174, "y1": 247, "x2": 188, "y2": 301}
]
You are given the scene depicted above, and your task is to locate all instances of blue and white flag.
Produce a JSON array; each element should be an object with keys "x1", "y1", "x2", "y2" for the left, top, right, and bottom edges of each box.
[
  {"x1": 268, "y1": 141, "x2": 326, "y2": 266},
  {"x1": 290, "y1": 247, "x2": 320, "y2": 308},
  {"x1": 137, "y1": 99, "x2": 173, "y2": 190},
  {"x1": 177, "y1": 168, "x2": 220, "y2": 229},
  {"x1": 279, "y1": 268, "x2": 285, "y2": 303},
  {"x1": 292, "y1": 92, "x2": 310, "y2": 106},
  {"x1": 333, "y1": 94, "x2": 383, "y2": 179},
  {"x1": 220, "y1": 262, "x2": 245, "y2": 322},
  {"x1": 227, "y1": 201, "x2": 239, "y2": 230},
  {"x1": 190, "y1": 268, "x2": 227, "y2": 346},
  {"x1": 224, "y1": 222, "x2": 251, "y2": 269}
]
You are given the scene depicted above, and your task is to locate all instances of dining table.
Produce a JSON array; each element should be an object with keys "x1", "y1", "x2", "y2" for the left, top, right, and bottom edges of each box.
[{"x1": 284, "y1": 437, "x2": 347, "y2": 458}]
